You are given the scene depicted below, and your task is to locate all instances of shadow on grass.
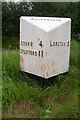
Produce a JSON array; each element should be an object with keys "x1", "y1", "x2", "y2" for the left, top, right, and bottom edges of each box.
[{"x1": 21, "y1": 71, "x2": 68, "y2": 88}]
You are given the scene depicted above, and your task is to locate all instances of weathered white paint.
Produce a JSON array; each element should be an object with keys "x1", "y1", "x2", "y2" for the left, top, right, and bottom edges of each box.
[{"x1": 20, "y1": 16, "x2": 71, "y2": 79}]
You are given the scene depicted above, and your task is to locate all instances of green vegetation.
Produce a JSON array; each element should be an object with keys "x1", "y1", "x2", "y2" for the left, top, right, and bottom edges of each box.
[
  {"x1": 2, "y1": 2, "x2": 80, "y2": 38},
  {"x1": 2, "y1": 39, "x2": 79, "y2": 118},
  {"x1": 2, "y1": 37, "x2": 19, "y2": 50},
  {"x1": 2, "y1": 2, "x2": 80, "y2": 119}
]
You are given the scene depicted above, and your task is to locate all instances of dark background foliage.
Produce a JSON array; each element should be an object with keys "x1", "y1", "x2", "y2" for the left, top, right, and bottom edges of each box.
[
  {"x1": 2, "y1": 2, "x2": 80, "y2": 49},
  {"x1": 2, "y1": 2, "x2": 80, "y2": 37}
]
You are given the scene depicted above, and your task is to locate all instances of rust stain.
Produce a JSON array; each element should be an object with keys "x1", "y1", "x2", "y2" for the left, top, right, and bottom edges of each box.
[{"x1": 46, "y1": 72, "x2": 48, "y2": 77}]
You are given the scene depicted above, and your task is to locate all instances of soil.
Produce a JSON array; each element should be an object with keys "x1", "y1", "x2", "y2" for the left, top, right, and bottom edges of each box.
[{"x1": 3, "y1": 100, "x2": 40, "y2": 118}]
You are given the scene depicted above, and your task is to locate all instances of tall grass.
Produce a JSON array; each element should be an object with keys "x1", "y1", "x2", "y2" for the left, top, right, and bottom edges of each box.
[{"x1": 2, "y1": 39, "x2": 79, "y2": 118}]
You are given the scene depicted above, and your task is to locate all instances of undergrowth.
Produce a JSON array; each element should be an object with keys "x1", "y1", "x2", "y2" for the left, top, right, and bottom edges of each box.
[{"x1": 2, "y1": 39, "x2": 79, "y2": 118}]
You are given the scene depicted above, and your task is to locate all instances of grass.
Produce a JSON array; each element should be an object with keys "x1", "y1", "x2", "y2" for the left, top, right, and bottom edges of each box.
[
  {"x1": 2, "y1": 39, "x2": 79, "y2": 118},
  {"x1": 2, "y1": 37, "x2": 19, "y2": 50}
]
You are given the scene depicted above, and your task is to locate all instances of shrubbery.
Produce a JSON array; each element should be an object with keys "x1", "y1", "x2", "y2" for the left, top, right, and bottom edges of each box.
[{"x1": 2, "y1": 2, "x2": 80, "y2": 38}]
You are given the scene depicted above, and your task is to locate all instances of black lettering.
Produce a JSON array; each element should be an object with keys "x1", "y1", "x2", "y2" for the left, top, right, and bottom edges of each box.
[
  {"x1": 56, "y1": 42, "x2": 57, "y2": 46},
  {"x1": 67, "y1": 41, "x2": 69, "y2": 46},
  {"x1": 35, "y1": 51, "x2": 37, "y2": 56},
  {"x1": 61, "y1": 42, "x2": 63, "y2": 46},
  {"x1": 53, "y1": 42, "x2": 55, "y2": 46},
  {"x1": 39, "y1": 41, "x2": 43, "y2": 47},
  {"x1": 38, "y1": 51, "x2": 40, "y2": 57},
  {"x1": 49, "y1": 41, "x2": 67, "y2": 47},
  {"x1": 23, "y1": 41, "x2": 25, "y2": 46},
  {"x1": 63, "y1": 42, "x2": 65, "y2": 46},
  {"x1": 41, "y1": 51, "x2": 43, "y2": 57},
  {"x1": 59, "y1": 42, "x2": 62, "y2": 46},
  {"x1": 50, "y1": 41, "x2": 52, "y2": 46},
  {"x1": 31, "y1": 42, "x2": 33, "y2": 46},
  {"x1": 57, "y1": 42, "x2": 59, "y2": 46},
  {"x1": 21, "y1": 41, "x2": 33, "y2": 47},
  {"x1": 32, "y1": 51, "x2": 34, "y2": 55},
  {"x1": 24, "y1": 50, "x2": 26, "y2": 54},
  {"x1": 21, "y1": 41, "x2": 22, "y2": 45},
  {"x1": 26, "y1": 42, "x2": 27, "y2": 46},
  {"x1": 20, "y1": 49, "x2": 44, "y2": 57},
  {"x1": 30, "y1": 51, "x2": 32, "y2": 54},
  {"x1": 28, "y1": 42, "x2": 29, "y2": 46}
]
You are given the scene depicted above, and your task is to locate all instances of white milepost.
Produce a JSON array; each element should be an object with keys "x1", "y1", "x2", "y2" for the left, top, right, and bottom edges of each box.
[{"x1": 20, "y1": 16, "x2": 71, "y2": 79}]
